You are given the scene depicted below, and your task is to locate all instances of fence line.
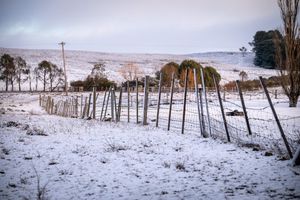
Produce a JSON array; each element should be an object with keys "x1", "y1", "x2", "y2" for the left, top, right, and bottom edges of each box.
[{"x1": 39, "y1": 75, "x2": 300, "y2": 159}]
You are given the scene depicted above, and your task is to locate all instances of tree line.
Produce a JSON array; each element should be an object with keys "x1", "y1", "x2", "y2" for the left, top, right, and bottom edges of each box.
[
  {"x1": 0, "y1": 54, "x2": 65, "y2": 92},
  {"x1": 156, "y1": 59, "x2": 221, "y2": 88}
]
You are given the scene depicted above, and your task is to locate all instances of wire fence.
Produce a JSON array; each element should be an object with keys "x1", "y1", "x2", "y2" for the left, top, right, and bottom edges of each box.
[{"x1": 40, "y1": 75, "x2": 300, "y2": 159}]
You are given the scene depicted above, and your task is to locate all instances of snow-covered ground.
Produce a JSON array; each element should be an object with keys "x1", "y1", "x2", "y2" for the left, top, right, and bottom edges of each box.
[
  {"x1": 0, "y1": 48, "x2": 277, "y2": 89},
  {"x1": 1, "y1": 93, "x2": 300, "y2": 199}
]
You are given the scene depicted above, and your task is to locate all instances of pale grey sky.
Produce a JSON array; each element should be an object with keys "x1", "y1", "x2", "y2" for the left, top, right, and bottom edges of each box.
[{"x1": 0, "y1": 0, "x2": 284, "y2": 54}]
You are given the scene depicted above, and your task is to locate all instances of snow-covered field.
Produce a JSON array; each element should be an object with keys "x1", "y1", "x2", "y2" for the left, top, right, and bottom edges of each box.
[
  {"x1": 1, "y1": 93, "x2": 300, "y2": 200},
  {"x1": 0, "y1": 48, "x2": 277, "y2": 88}
]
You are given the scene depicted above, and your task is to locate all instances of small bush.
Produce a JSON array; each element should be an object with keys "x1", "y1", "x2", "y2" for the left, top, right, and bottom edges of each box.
[
  {"x1": 26, "y1": 127, "x2": 48, "y2": 136},
  {"x1": 175, "y1": 162, "x2": 186, "y2": 171},
  {"x1": 104, "y1": 139, "x2": 129, "y2": 152}
]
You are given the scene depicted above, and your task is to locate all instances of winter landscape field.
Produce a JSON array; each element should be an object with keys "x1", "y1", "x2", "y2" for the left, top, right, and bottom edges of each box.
[
  {"x1": 1, "y1": 0, "x2": 300, "y2": 199},
  {"x1": 0, "y1": 48, "x2": 300, "y2": 200},
  {"x1": 0, "y1": 92, "x2": 300, "y2": 200}
]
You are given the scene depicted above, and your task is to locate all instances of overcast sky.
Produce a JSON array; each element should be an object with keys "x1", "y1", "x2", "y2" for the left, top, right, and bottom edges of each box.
[{"x1": 0, "y1": 0, "x2": 284, "y2": 54}]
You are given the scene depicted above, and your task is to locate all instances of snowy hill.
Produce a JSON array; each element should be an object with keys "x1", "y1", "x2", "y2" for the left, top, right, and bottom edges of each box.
[{"x1": 0, "y1": 48, "x2": 278, "y2": 88}]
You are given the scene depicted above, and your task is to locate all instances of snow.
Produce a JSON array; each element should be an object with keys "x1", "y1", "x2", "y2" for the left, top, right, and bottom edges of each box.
[
  {"x1": 0, "y1": 93, "x2": 300, "y2": 199},
  {"x1": 0, "y1": 48, "x2": 278, "y2": 90}
]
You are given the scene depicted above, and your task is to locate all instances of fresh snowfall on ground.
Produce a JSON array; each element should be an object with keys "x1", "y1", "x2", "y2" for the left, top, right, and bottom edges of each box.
[{"x1": 0, "y1": 93, "x2": 300, "y2": 200}]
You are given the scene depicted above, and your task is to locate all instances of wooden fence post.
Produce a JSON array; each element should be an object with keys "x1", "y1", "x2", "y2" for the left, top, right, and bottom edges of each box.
[
  {"x1": 113, "y1": 89, "x2": 118, "y2": 122},
  {"x1": 167, "y1": 73, "x2": 175, "y2": 131},
  {"x1": 111, "y1": 87, "x2": 115, "y2": 121},
  {"x1": 92, "y1": 86, "x2": 96, "y2": 119},
  {"x1": 100, "y1": 88, "x2": 108, "y2": 120},
  {"x1": 259, "y1": 76, "x2": 293, "y2": 158},
  {"x1": 214, "y1": 75, "x2": 230, "y2": 142},
  {"x1": 236, "y1": 80, "x2": 252, "y2": 136},
  {"x1": 117, "y1": 87, "x2": 123, "y2": 122},
  {"x1": 199, "y1": 87, "x2": 206, "y2": 135},
  {"x1": 156, "y1": 72, "x2": 162, "y2": 127},
  {"x1": 87, "y1": 93, "x2": 92, "y2": 118},
  {"x1": 103, "y1": 87, "x2": 111, "y2": 120},
  {"x1": 136, "y1": 78, "x2": 139, "y2": 124},
  {"x1": 181, "y1": 69, "x2": 188, "y2": 134},
  {"x1": 80, "y1": 94, "x2": 83, "y2": 117},
  {"x1": 75, "y1": 96, "x2": 78, "y2": 117},
  {"x1": 39, "y1": 94, "x2": 41, "y2": 106},
  {"x1": 193, "y1": 68, "x2": 203, "y2": 136},
  {"x1": 143, "y1": 76, "x2": 149, "y2": 125},
  {"x1": 200, "y1": 67, "x2": 212, "y2": 136},
  {"x1": 82, "y1": 96, "x2": 88, "y2": 118},
  {"x1": 51, "y1": 98, "x2": 54, "y2": 115},
  {"x1": 127, "y1": 81, "x2": 130, "y2": 122}
]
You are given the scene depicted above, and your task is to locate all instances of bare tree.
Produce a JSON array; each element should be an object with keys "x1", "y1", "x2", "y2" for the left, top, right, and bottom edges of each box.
[
  {"x1": 91, "y1": 63, "x2": 106, "y2": 79},
  {"x1": 118, "y1": 62, "x2": 144, "y2": 81},
  {"x1": 239, "y1": 46, "x2": 247, "y2": 57},
  {"x1": 275, "y1": 0, "x2": 300, "y2": 107},
  {"x1": 239, "y1": 71, "x2": 248, "y2": 82}
]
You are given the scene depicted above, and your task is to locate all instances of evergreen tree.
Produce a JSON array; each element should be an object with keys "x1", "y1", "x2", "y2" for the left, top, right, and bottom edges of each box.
[{"x1": 250, "y1": 30, "x2": 284, "y2": 69}]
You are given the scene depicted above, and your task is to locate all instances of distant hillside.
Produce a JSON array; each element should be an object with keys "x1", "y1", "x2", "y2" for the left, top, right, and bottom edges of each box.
[{"x1": 0, "y1": 48, "x2": 277, "y2": 90}]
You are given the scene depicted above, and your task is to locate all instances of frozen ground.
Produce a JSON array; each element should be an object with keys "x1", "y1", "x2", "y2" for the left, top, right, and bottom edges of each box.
[
  {"x1": 0, "y1": 93, "x2": 300, "y2": 200},
  {"x1": 0, "y1": 48, "x2": 277, "y2": 89}
]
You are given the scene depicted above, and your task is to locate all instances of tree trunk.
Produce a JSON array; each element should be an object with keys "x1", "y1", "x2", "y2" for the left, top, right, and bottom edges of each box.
[
  {"x1": 289, "y1": 94, "x2": 299, "y2": 107},
  {"x1": 18, "y1": 80, "x2": 21, "y2": 91},
  {"x1": 35, "y1": 77, "x2": 38, "y2": 91},
  {"x1": 5, "y1": 78, "x2": 8, "y2": 91},
  {"x1": 43, "y1": 71, "x2": 46, "y2": 91},
  {"x1": 11, "y1": 80, "x2": 14, "y2": 92},
  {"x1": 18, "y1": 72, "x2": 21, "y2": 91},
  {"x1": 29, "y1": 74, "x2": 32, "y2": 92}
]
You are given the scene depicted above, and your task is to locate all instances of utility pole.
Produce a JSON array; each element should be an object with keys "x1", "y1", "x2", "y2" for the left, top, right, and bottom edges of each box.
[{"x1": 59, "y1": 41, "x2": 68, "y2": 96}]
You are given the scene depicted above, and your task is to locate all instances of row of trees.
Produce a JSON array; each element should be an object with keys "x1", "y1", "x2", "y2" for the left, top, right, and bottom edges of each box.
[
  {"x1": 156, "y1": 60, "x2": 221, "y2": 88},
  {"x1": 0, "y1": 54, "x2": 65, "y2": 92},
  {"x1": 70, "y1": 63, "x2": 116, "y2": 91}
]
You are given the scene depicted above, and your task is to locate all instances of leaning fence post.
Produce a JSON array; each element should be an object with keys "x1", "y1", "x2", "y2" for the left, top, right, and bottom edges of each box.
[
  {"x1": 181, "y1": 69, "x2": 188, "y2": 134},
  {"x1": 86, "y1": 93, "x2": 92, "y2": 118},
  {"x1": 214, "y1": 75, "x2": 230, "y2": 142},
  {"x1": 193, "y1": 68, "x2": 203, "y2": 136},
  {"x1": 236, "y1": 80, "x2": 252, "y2": 136},
  {"x1": 259, "y1": 76, "x2": 293, "y2": 158},
  {"x1": 143, "y1": 76, "x2": 149, "y2": 125},
  {"x1": 82, "y1": 96, "x2": 88, "y2": 118},
  {"x1": 113, "y1": 88, "x2": 118, "y2": 123},
  {"x1": 156, "y1": 72, "x2": 162, "y2": 127},
  {"x1": 127, "y1": 81, "x2": 130, "y2": 122},
  {"x1": 167, "y1": 73, "x2": 175, "y2": 131},
  {"x1": 117, "y1": 87, "x2": 123, "y2": 122},
  {"x1": 136, "y1": 78, "x2": 139, "y2": 124},
  {"x1": 100, "y1": 88, "x2": 108, "y2": 120},
  {"x1": 200, "y1": 67, "x2": 212, "y2": 136},
  {"x1": 103, "y1": 87, "x2": 111, "y2": 120}
]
